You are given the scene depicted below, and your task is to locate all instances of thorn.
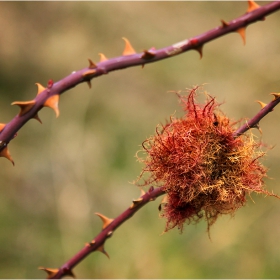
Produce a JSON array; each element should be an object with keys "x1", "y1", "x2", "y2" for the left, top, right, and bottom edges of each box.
[
  {"x1": 44, "y1": 95, "x2": 60, "y2": 117},
  {"x1": 141, "y1": 50, "x2": 156, "y2": 60},
  {"x1": 140, "y1": 188, "x2": 146, "y2": 196},
  {"x1": 82, "y1": 69, "x2": 97, "y2": 78},
  {"x1": 0, "y1": 123, "x2": 6, "y2": 131},
  {"x1": 253, "y1": 123, "x2": 262, "y2": 134},
  {"x1": 271, "y1": 92, "x2": 280, "y2": 100},
  {"x1": 247, "y1": 0, "x2": 260, "y2": 13},
  {"x1": 98, "y1": 53, "x2": 108, "y2": 62},
  {"x1": 130, "y1": 197, "x2": 143, "y2": 209},
  {"x1": 195, "y1": 46, "x2": 203, "y2": 59},
  {"x1": 256, "y1": 100, "x2": 267, "y2": 109},
  {"x1": 11, "y1": 100, "x2": 36, "y2": 116},
  {"x1": 236, "y1": 27, "x2": 246, "y2": 45},
  {"x1": 86, "y1": 80, "x2": 92, "y2": 89},
  {"x1": 122, "y1": 37, "x2": 136, "y2": 56},
  {"x1": 0, "y1": 146, "x2": 14, "y2": 165},
  {"x1": 33, "y1": 113, "x2": 42, "y2": 124},
  {"x1": 38, "y1": 267, "x2": 59, "y2": 279},
  {"x1": 88, "y1": 58, "x2": 97, "y2": 69},
  {"x1": 95, "y1": 212, "x2": 113, "y2": 229},
  {"x1": 97, "y1": 244, "x2": 110, "y2": 259},
  {"x1": 35, "y1": 83, "x2": 46, "y2": 95},
  {"x1": 221, "y1": 19, "x2": 229, "y2": 28}
]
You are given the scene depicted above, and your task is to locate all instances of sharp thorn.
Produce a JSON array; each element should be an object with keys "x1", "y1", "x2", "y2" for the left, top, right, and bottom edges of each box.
[
  {"x1": 86, "y1": 80, "x2": 92, "y2": 89},
  {"x1": 35, "y1": 83, "x2": 46, "y2": 95},
  {"x1": 221, "y1": 19, "x2": 229, "y2": 28},
  {"x1": 122, "y1": 37, "x2": 136, "y2": 56},
  {"x1": 95, "y1": 212, "x2": 113, "y2": 229},
  {"x1": 256, "y1": 100, "x2": 267, "y2": 109},
  {"x1": 88, "y1": 58, "x2": 97, "y2": 69},
  {"x1": 44, "y1": 95, "x2": 60, "y2": 117},
  {"x1": 38, "y1": 267, "x2": 59, "y2": 279},
  {"x1": 98, "y1": 53, "x2": 108, "y2": 62},
  {"x1": 236, "y1": 27, "x2": 246, "y2": 45},
  {"x1": 11, "y1": 100, "x2": 36, "y2": 116},
  {"x1": 0, "y1": 146, "x2": 14, "y2": 165},
  {"x1": 247, "y1": 0, "x2": 260, "y2": 13},
  {"x1": 33, "y1": 113, "x2": 42, "y2": 124},
  {"x1": 97, "y1": 245, "x2": 110, "y2": 259},
  {"x1": 271, "y1": 92, "x2": 280, "y2": 100},
  {"x1": 195, "y1": 46, "x2": 203, "y2": 59}
]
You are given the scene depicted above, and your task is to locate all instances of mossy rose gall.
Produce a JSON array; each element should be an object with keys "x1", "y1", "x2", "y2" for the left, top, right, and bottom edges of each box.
[{"x1": 137, "y1": 86, "x2": 277, "y2": 233}]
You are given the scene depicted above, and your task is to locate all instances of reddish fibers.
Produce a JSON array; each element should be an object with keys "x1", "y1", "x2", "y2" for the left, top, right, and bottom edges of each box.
[{"x1": 137, "y1": 86, "x2": 277, "y2": 233}]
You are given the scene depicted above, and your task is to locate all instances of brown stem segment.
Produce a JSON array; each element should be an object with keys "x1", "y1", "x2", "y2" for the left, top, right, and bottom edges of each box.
[{"x1": 0, "y1": 1, "x2": 280, "y2": 158}]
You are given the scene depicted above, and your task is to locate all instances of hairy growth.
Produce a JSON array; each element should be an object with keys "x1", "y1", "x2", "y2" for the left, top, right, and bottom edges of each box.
[{"x1": 137, "y1": 87, "x2": 276, "y2": 232}]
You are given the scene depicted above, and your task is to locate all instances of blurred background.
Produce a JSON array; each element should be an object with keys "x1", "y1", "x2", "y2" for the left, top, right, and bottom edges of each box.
[{"x1": 0, "y1": 1, "x2": 280, "y2": 278}]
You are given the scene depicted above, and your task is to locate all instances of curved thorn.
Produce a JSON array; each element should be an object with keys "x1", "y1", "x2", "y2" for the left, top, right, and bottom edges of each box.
[
  {"x1": 44, "y1": 95, "x2": 60, "y2": 117},
  {"x1": 247, "y1": 0, "x2": 260, "y2": 13},
  {"x1": 256, "y1": 100, "x2": 267, "y2": 109},
  {"x1": 271, "y1": 92, "x2": 280, "y2": 100},
  {"x1": 95, "y1": 212, "x2": 113, "y2": 229},
  {"x1": 122, "y1": 37, "x2": 136, "y2": 56},
  {"x1": 33, "y1": 113, "x2": 42, "y2": 124},
  {"x1": 0, "y1": 123, "x2": 6, "y2": 132},
  {"x1": 0, "y1": 146, "x2": 14, "y2": 165},
  {"x1": 38, "y1": 267, "x2": 59, "y2": 279},
  {"x1": 97, "y1": 245, "x2": 110, "y2": 259},
  {"x1": 98, "y1": 53, "x2": 108, "y2": 62},
  {"x1": 35, "y1": 83, "x2": 46, "y2": 95},
  {"x1": 11, "y1": 100, "x2": 36, "y2": 116},
  {"x1": 236, "y1": 27, "x2": 246, "y2": 45}
]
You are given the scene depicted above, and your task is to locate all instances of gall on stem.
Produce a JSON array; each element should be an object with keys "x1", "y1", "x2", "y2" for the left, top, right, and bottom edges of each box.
[{"x1": 136, "y1": 86, "x2": 279, "y2": 234}]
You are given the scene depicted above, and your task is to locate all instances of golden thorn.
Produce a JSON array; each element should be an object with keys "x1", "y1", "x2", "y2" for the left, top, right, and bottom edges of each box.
[
  {"x1": 44, "y1": 95, "x2": 60, "y2": 117},
  {"x1": 11, "y1": 100, "x2": 36, "y2": 116},
  {"x1": 38, "y1": 267, "x2": 59, "y2": 279},
  {"x1": 122, "y1": 37, "x2": 136, "y2": 56},
  {"x1": 236, "y1": 27, "x2": 246, "y2": 45},
  {"x1": 35, "y1": 83, "x2": 46, "y2": 95},
  {"x1": 247, "y1": 0, "x2": 260, "y2": 13},
  {"x1": 256, "y1": 100, "x2": 267, "y2": 109},
  {"x1": 0, "y1": 146, "x2": 14, "y2": 165},
  {"x1": 98, "y1": 53, "x2": 108, "y2": 62},
  {"x1": 95, "y1": 212, "x2": 113, "y2": 229},
  {"x1": 271, "y1": 92, "x2": 280, "y2": 100}
]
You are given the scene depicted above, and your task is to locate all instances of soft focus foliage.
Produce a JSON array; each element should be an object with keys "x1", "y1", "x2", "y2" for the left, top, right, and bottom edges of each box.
[{"x1": 0, "y1": 1, "x2": 280, "y2": 278}]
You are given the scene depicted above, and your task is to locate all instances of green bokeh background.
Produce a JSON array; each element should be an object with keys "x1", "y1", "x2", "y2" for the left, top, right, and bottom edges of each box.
[{"x1": 0, "y1": 1, "x2": 280, "y2": 278}]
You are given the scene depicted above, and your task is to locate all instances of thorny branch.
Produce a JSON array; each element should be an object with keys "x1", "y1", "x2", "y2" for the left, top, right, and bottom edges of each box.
[{"x1": 0, "y1": 1, "x2": 280, "y2": 164}]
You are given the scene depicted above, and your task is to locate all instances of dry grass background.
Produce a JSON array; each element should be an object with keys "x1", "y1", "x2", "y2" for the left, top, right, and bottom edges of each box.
[{"x1": 0, "y1": 1, "x2": 280, "y2": 278}]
